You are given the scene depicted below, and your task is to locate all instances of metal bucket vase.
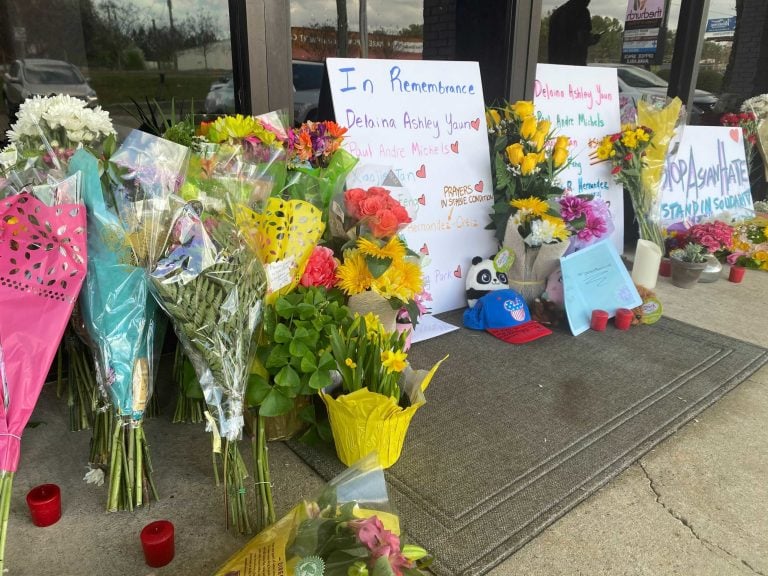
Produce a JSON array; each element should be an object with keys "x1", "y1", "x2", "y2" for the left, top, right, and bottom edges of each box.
[{"x1": 670, "y1": 259, "x2": 707, "y2": 288}]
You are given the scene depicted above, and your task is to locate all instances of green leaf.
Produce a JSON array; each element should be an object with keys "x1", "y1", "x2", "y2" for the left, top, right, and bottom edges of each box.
[
  {"x1": 275, "y1": 298, "x2": 296, "y2": 319},
  {"x1": 265, "y1": 345, "x2": 291, "y2": 369},
  {"x1": 366, "y1": 255, "x2": 393, "y2": 279},
  {"x1": 259, "y1": 388, "x2": 294, "y2": 417},
  {"x1": 300, "y1": 353, "x2": 318, "y2": 373},
  {"x1": 273, "y1": 322, "x2": 292, "y2": 343},
  {"x1": 309, "y1": 370, "x2": 332, "y2": 390},
  {"x1": 245, "y1": 374, "x2": 271, "y2": 407},
  {"x1": 293, "y1": 326, "x2": 311, "y2": 341},
  {"x1": 371, "y1": 555, "x2": 397, "y2": 576},
  {"x1": 317, "y1": 350, "x2": 335, "y2": 371},
  {"x1": 289, "y1": 339, "x2": 311, "y2": 358},
  {"x1": 296, "y1": 302, "x2": 316, "y2": 320},
  {"x1": 275, "y1": 365, "x2": 301, "y2": 391}
]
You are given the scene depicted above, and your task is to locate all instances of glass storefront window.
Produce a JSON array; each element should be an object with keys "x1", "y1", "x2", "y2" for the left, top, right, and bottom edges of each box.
[{"x1": 1, "y1": 0, "x2": 232, "y2": 140}]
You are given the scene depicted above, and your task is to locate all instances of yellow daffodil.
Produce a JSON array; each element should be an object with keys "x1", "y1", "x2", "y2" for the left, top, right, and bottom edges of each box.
[
  {"x1": 357, "y1": 236, "x2": 406, "y2": 261},
  {"x1": 345, "y1": 358, "x2": 357, "y2": 369},
  {"x1": 552, "y1": 146, "x2": 569, "y2": 168},
  {"x1": 381, "y1": 349, "x2": 408, "y2": 373},
  {"x1": 336, "y1": 250, "x2": 372, "y2": 295},
  {"x1": 520, "y1": 116, "x2": 538, "y2": 140},
  {"x1": 511, "y1": 100, "x2": 535, "y2": 120},
  {"x1": 505, "y1": 143, "x2": 524, "y2": 166},
  {"x1": 520, "y1": 152, "x2": 539, "y2": 176},
  {"x1": 511, "y1": 196, "x2": 549, "y2": 217}
]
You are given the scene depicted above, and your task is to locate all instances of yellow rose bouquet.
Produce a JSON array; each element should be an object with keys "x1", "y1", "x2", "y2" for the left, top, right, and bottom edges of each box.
[{"x1": 486, "y1": 100, "x2": 571, "y2": 243}]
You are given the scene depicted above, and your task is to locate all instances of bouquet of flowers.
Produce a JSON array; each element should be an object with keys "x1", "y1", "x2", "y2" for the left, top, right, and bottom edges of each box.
[
  {"x1": 720, "y1": 110, "x2": 761, "y2": 187},
  {"x1": 75, "y1": 140, "x2": 175, "y2": 512},
  {"x1": 501, "y1": 196, "x2": 570, "y2": 303},
  {"x1": 486, "y1": 100, "x2": 571, "y2": 242},
  {"x1": 728, "y1": 218, "x2": 768, "y2": 271},
  {"x1": 215, "y1": 454, "x2": 433, "y2": 576},
  {"x1": 0, "y1": 170, "x2": 87, "y2": 572},
  {"x1": 335, "y1": 186, "x2": 423, "y2": 330},
  {"x1": 3, "y1": 94, "x2": 115, "y2": 171},
  {"x1": 284, "y1": 120, "x2": 359, "y2": 216},
  {"x1": 596, "y1": 96, "x2": 684, "y2": 252}
]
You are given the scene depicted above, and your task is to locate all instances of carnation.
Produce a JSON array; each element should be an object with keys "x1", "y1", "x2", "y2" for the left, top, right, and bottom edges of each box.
[{"x1": 299, "y1": 246, "x2": 338, "y2": 289}]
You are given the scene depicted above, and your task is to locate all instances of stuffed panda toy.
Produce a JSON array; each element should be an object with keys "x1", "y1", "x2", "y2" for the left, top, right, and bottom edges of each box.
[{"x1": 465, "y1": 255, "x2": 508, "y2": 308}]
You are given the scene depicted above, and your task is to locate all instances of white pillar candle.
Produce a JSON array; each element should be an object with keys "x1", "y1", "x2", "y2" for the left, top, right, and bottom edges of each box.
[{"x1": 631, "y1": 239, "x2": 662, "y2": 290}]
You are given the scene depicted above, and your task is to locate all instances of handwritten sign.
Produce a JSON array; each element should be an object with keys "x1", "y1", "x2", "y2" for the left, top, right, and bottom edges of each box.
[
  {"x1": 534, "y1": 64, "x2": 624, "y2": 253},
  {"x1": 326, "y1": 57, "x2": 497, "y2": 313},
  {"x1": 659, "y1": 126, "x2": 754, "y2": 226}
]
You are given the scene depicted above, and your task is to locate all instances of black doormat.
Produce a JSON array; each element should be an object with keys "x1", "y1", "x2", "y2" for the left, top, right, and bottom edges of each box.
[{"x1": 287, "y1": 313, "x2": 768, "y2": 575}]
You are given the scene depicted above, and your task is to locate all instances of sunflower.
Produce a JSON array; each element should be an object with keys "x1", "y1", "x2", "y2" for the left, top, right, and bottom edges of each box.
[
  {"x1": 510, "y1": 196, "x2": 550, "y2": 217},
  {"x1": 336, "y1": 249, "x2": 372, "y2": 295},
  {"x1": 357, "y1": 236, "x2": 407, "y2": 261}
]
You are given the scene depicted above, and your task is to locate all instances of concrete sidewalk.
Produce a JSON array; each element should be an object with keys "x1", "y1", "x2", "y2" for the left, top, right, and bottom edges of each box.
[{"x1": 5, "y1": 265, "x2": 767, "y2": 575}]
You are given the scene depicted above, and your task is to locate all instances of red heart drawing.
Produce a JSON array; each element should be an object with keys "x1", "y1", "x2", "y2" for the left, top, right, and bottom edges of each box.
[
  {"x1": 474, "y1": 180, "x2": 484, "y2": 193},
  {"x1": 729, "y1": 128, "x2": 740, "y2": 142},
  {"x1": 416, "y1": 164, "x2": 426, "y2": 178},
  {"x1": 450, "y1": 141, "x2": 459, "y2": 153},
  {"x1": 419, "y1": 243, "x2": 429, "y2": 255},
  {"x1": 453, "y1": 265, "x2": 462, "y2": 279},
  {"x1": 470, "y1": 118, "x2": 480, "y2": 131},
  {"x1": 417, "y1": 193, "x2": 426, "y2": 206}
]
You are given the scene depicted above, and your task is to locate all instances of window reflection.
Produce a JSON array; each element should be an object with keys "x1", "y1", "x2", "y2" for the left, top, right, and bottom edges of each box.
[{"x1": 1, "y1": 0, "x2": 232, "y2": 139}]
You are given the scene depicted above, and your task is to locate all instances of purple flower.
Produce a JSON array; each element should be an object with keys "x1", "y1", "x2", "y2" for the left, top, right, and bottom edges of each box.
[{"x1": 559, "y1": 195, "x2": 588, "y2": 222}]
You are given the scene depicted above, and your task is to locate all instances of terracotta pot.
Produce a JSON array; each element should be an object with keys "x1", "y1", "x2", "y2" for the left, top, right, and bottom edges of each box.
[{"x1": 670, "y1": 259, "x2": 708, "y2": 288}]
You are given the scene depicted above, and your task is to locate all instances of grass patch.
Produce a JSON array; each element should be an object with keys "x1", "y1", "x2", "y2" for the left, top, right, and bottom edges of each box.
[{"x1": 88, "y1": 69, "x2": 226, "y2": 106}]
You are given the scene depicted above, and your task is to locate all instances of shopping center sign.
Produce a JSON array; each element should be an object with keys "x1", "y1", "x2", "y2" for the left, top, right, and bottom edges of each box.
[
  {"x1": 621, "y1": 0, "x2": 666, "y2": 66},
  {"x1": 325, "y1": 58, "x2": 497, "y2": 313}
]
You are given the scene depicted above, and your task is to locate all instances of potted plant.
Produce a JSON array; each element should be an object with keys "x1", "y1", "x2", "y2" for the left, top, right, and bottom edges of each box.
[
  {"x1": 323, "y1": 313, "x2": 446, "y2": 469},
  {"x1": 669, "y1": 243, "x2": 708, "y2": 288}
]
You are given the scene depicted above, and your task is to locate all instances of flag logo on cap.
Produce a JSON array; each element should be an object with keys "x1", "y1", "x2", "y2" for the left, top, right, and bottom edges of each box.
[{"x1": 504, "y1": 297, "x2": 526, "y2": 322}]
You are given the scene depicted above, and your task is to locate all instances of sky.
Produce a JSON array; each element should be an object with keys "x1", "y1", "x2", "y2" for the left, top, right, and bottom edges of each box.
[{"x1": 110, "y1": 0, "x2": 737, "y2": 36}]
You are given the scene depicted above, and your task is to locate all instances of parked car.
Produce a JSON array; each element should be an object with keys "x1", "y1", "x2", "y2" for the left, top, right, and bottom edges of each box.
[
  {"x1": 203, "y1": 61, "x2": 324, "y2": 125},
  {"x1": 588, "y1": 63, "x2": 718, "y2": 124},
  {"x1": 3, "y1": 58, "x2": 99, "y2": 119}
]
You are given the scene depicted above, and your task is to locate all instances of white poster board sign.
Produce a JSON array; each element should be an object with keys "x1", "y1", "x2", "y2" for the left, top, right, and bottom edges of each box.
[
  {"x1": 534, "y1": 64, "x2": 624, "y2": 253},
  {"x1": 659, "y1": 126, "x2": 754, "y2": 226},
  {"x1": 326, "y1": 57, "x2": 497, "y2": 313}
]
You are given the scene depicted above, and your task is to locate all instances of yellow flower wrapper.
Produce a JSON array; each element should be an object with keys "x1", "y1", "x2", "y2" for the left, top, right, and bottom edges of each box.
[
  {"x1": 637, "y1": 97, "x2": 683, "y2": 210},
  {"x1": 322, "y1": 356, "x2": 447, "y2": 468},
  {"x1": 237, "y1": 197, "x2": 325, "y2": 300}
]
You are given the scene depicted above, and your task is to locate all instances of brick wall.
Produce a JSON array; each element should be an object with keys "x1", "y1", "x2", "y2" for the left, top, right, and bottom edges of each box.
[
  {"x1": 423, "y1": 0, "x2": 457, "y2": 59},
  {"x1": 724, "y1": 0, "x2": 768, "y2": 99}
]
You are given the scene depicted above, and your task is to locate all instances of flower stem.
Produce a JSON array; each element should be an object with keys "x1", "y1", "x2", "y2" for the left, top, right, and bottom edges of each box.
[{"x1": 0, "y1": 472, "x2": 13, "y2": 574}]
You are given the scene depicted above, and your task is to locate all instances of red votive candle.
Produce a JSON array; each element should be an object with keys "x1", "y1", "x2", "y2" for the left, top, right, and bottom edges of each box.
[
  {"x1": 141, "y1": 520, "x2": 175, "y2": 568},
  {"x1": 590, "y1": 309, "x2": 609, "y2": 331},
  {"x1": 615, "y1": 308, "x2": 634, "y2": 331},
  {"x1": 659, "y1": 258, "x2": 672, "y2": 277},
  {"x1": 26, "y1": 484, "x2": 61, "y2": 527},
  {"x1": 728, "y1": 266, "x2": 745, "y2": 283}
]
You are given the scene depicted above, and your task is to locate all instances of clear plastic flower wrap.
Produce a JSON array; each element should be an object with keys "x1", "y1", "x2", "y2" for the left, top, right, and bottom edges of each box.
[
  {"x1": 70, "y1": 147, "x2": 165, "y2": 512},
  {"x1": 112, "y1": 129, "x2": 274, "y2": 532},
  {"x1": 214, "y1": 454, "x2": 433, "y2": 576}
]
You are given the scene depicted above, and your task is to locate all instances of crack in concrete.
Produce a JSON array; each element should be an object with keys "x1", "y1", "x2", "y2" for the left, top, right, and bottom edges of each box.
[{"x1": 638, "y1": 460, "x2": 767, "y2": 576}]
